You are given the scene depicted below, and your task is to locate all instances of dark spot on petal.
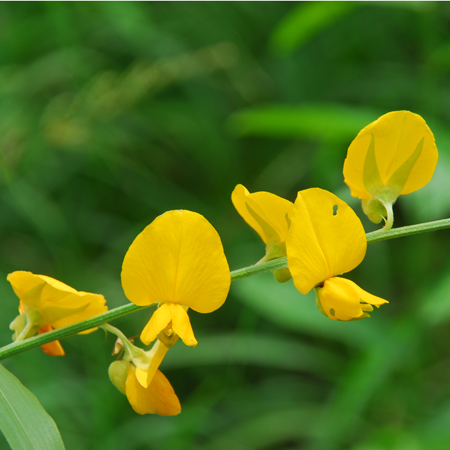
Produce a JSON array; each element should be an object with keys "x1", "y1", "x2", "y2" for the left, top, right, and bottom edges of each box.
[
  {"x1": 332, "y1": 205, "x2": 338, "y2": 216},
  {"x1": 329, "y1": 308, "x2": 335, "y2": 316}
]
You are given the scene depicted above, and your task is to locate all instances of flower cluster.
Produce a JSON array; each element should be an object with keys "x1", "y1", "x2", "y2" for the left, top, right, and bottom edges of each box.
[{"x1": 6, "y1": 110, "x2": 438, "y2": 415}]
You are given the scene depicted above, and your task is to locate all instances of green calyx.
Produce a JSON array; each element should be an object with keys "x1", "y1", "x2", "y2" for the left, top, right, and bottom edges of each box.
[
  {"x1": 258, "y1": 242, "x2": 292, "y2": 283},
  {"x1": 314, "y1": 287, "x2": 327, "y2": 318},
  {"x1": 10, "y1": 311, "x2": 41, "y2": 342},
  {"x1": 362, "y1": 198, "x2": 388, "y2": 225},
  {"x1": 101, "y1": 323, "x2": 151, "y2": 370}
]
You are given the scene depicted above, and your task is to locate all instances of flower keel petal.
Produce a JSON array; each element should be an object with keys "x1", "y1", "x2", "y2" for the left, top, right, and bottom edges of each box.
[{"x1": 141, "y1": 303, "x2": 172, "y2": 346}]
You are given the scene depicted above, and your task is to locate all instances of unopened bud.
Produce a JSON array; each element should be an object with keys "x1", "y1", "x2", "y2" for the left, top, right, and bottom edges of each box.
[
  {"x1": 273, "y1": 268, "x2": 292, "y2": 283},
  {"x1": 108, "y1": 360, "x2": 129, "y2": 395}
]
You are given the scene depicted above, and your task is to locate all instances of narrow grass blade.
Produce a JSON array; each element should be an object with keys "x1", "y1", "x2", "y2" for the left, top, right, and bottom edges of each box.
[{"x1": 0, "y1": 364, "x2": 65, "y2": 450}]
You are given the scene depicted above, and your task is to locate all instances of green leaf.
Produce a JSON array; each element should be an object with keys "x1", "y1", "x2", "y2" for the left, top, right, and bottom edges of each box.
[
  {"x1": 228, "y1": 103, "x2": 379, "y2": 142},
  {"x1": 270, "y1": 2, "x2": 359, "y2": 55},
  {"x1": 163, "y1": 332, "x2": 343, "y2": 376},
  {"x1": 0, "y1": 364, "x2": 65, "y2": 450}
]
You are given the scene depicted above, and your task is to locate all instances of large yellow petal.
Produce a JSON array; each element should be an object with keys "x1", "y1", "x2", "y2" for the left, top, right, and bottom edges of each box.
[
  {"x1": 344, "y1": 111, "x2": 438, "y2": 199},
  {"x1": 318, "y1": 277, "x2": 388, "y2": 321},
  {"x1": 231, "y1": 184, "x2": 293, "y2": 245},
  {"x1": 121, "y1": 210, "x2": 230, "y2": 313},
  {"x1": 126, "y1": 366, "x2": 181, "y2": 416},
  {"x1": 286, "y1": 188, "x2": 367, "y2": 294}
]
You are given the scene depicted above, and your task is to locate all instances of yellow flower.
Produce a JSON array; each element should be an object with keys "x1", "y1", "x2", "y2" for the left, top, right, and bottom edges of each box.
[
  {"x1": 343, "y1": 111, "x2": 438, "y2": 225},
  {"x1": 231, "y1": 184, "x2": 294, "y2": 282},
  {"x1": 108, "y1": 326, "x2": 179, "y2": 415},
  {"x1": 8, "y1": 271, "x2": 107, "y2": 356},
  {"x1": 109, "y1": 346, "x2": 180, "y2": 416},
  {"x1": 121, "y1": 210, "x2": 230, "y2": 347},
  {"x1": 286, "y1": 188, "x2": 388, "y2": 321}
]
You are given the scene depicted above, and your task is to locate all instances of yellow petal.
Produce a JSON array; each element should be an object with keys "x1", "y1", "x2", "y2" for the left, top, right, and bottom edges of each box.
[
  {"x1": 7, "y1": 272, "x2": 46, "y2": 312},
  {"x1": 286, "y1": 188, "x2": 367, "y2": 294},
  {"x1": 136, "y1": 340, "x2": 169, "y2": 388},
  {"x1": 319, "y1": 277, "x2": 388, "y2": 321},
  {"x1": 141, "y1": 303, "x2": 197, "y2": 347},
  {"x1": 231, "y1": 184, "x2": 293, "y2": 245},
  {"x1": 38, "y1": 324, "x2": 65, "y2": 356},
  {"x1": 344, "y1": 111, "x2": 438, "y2": 200},
  {"x1": 141, "y1": 303, "x2": 173, "y2": 345},
  {"x1": 121, "y1": 210, "x2": 230, "y2": 313},
  {"x1": 171, "y1": 304, "x2": 197, "y2": 347},
  {"x1": 51, "y1": 292, "x2": 107, "y2": 333},
  {"x1": 126, "y1": 366, "x2": 181, "y2": 416},
  {"x1": 351, "y1": 280, "x2": 388, "y2": 307}
]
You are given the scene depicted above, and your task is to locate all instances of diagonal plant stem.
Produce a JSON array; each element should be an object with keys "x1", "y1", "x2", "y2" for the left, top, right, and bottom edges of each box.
[
  {"x1": 0, "y1": 217, "x2": 449, "y2": 361},
  {"x1": 365, "y1": 217, "x2": 450, "y2": 243}
]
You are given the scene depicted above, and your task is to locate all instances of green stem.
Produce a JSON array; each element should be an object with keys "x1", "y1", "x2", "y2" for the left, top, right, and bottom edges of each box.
[
  {"x1": 382, "y1": 201, "x2": 394, "y2": 232},
  {"x1": 1, "y1": 217, "x2": 449, "y2": 361},
  {"x1": 366, "y1": 217, "x2": 450, "y2": 244},
  {"x1": 101, "y1": 323, "x2": 151, "y2": 369},
  {"x1": 100, "y1": 323, "x2": 130, "y2": 349}
]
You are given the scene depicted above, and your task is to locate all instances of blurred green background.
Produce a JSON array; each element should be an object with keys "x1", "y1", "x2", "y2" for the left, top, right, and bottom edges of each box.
[{"x1": 1, "y1": 2, "x2": 450, "y2": 449}]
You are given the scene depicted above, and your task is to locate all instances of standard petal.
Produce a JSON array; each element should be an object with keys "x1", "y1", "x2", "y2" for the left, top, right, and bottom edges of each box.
[
  {"x1": 231, "y1": 184, "x2": 293, "y2": 245},
  {"x1": 344, "y1": 111, "x2": 438, "y2": 199},
  {"x1": 319, "y1": 277, "x2": 387, "y2": 321},
  {"x1": 126, "y1": 366, "x2": 181, "y2": 416},
  {"x1": 141, "y1": 303, "x2": 172, "y2": 346},
  {"x1": 121, "y1": 210, "x2": 230, "y2": 313},
  {"x1": 171, "y1": 304, "x2": 197, "y2": 347},
  {"x1": 286, "y1": 188, "x2": 366, "y2": 293}
]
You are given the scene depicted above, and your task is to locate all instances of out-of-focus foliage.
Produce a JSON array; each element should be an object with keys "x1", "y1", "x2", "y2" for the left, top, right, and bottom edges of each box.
[{"x1": 1, "y1": 2, "x2": 450, "y2": 449}]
